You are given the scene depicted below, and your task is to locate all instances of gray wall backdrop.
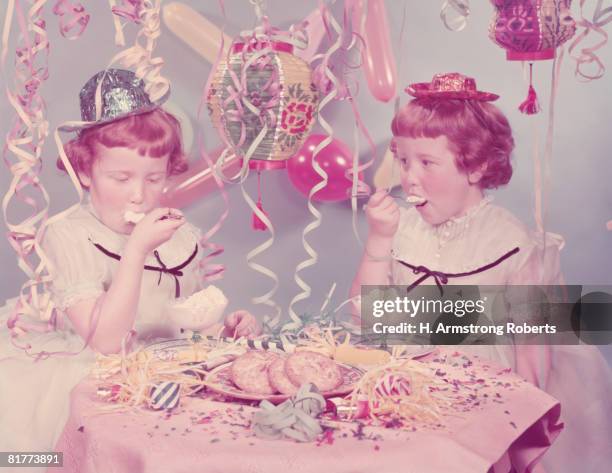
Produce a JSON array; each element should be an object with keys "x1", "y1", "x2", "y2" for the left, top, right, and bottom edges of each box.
[{"x1": 1, "y1": 1, "x2": 611, "y2": 327}]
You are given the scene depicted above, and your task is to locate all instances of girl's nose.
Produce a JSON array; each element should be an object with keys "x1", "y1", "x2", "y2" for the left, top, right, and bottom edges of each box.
[
  {"x1": 401, "y1": 160, "x2": 419, "y2": 187},
  {"x1": 130, "y1": 180, "x2": 145, "y2": 204}
]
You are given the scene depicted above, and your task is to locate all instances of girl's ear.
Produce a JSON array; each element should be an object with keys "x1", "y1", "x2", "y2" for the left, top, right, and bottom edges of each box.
[
  {"x1": 468, "y1": 162, "x2": 488, "y2": 185},
  {"x1": 78, "y1": 172, "x2": 91, "y2": 188}
]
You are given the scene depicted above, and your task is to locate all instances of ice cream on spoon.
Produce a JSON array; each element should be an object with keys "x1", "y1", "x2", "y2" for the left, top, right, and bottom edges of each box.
[{"x1": 405, "y1": 195, "x2": 427, "y2": 206}]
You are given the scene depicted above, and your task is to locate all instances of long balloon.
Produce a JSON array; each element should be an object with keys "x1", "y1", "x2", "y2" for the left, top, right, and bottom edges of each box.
[
  {"x1": 161, "y1": 147, "x2": 240, "y2": 208},
  {"x1": 351, "y1": 0, "x2": 397, "y2": 102},
  {"x1": 162, "y1": 2, "x2": 231, "y2": 64}
]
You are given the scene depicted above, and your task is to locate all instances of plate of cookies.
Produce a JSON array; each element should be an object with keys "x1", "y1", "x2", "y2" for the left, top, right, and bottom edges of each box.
[{"x1": 204, "y1": 350, "x2": 365, "y2": 403}]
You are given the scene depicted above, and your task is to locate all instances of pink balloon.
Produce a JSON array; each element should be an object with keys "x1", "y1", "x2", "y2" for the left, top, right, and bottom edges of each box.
[
  {"x1": 287, "y1": 134, "x2": 359, "y2": 202},
  {"x1": 350, "y1": 0, "x2": 397, "y2": 103}
]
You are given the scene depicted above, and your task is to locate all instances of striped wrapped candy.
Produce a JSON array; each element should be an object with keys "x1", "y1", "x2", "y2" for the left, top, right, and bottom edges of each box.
[
  {"x1": 374, "y1": 373, "x2": 412, "y2": 399},
  {"x1": 149, "y1": 382, "x2": 181, "y2": 410}
]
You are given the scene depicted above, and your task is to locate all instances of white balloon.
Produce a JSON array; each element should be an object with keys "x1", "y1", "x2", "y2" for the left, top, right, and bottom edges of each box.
[{"x1": 162, "y1": 2, "x2": 231, "y2": 64}]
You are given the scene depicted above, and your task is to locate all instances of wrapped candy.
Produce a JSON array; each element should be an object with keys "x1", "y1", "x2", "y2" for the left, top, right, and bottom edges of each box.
[
  {"x1": 374, "y1": 373, "x2": 412, "y2": 399},
  {"x1": 149, "y1": 381, "x2": 181, "y2": 410}
]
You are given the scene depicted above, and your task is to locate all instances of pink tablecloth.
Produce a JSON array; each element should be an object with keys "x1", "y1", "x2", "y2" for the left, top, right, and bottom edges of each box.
[{"x1": 52, "y1": 349, "x2": 562, "y2": 473}]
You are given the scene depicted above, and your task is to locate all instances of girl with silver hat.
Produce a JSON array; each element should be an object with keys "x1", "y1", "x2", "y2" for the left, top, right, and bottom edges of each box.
[{"x1": 0, "y1": 69, "x2": 261, "y2": 453}]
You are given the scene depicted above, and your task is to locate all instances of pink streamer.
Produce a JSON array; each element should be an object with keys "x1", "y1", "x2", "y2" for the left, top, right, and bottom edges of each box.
[
  {"x1": 2, "y1": 0, "x2": 55, "y2": 345},
  {"x1": 52, "y1": 0, "x2": 90, "y2": 39},
  {"x1": 194, "y1": 138, "x2": 229, "y2": 283},
  {"x1": 111, "y1": 0, "x2": 144, "y2": 23},
  {"x1": 190, "y1": 0, "x2": 234, "y2": 283}
]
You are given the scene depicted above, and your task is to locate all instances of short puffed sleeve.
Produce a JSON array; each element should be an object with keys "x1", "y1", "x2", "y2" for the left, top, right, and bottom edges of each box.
[
  {"x1": 508, "y1": 232, "x2": 565, "y2": 286},
  {"x1": 41, "y1": 220, "x2": 108, "y2": 310}
]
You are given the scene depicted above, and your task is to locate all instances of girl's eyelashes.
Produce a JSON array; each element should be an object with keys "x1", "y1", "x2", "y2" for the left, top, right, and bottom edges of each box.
[{"x1": 108, "y1": 173, "x2": 166, "y2": 183}]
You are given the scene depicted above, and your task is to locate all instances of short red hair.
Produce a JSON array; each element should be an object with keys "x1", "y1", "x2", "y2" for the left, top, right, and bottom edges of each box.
[
  {"x1": 391, "y1": 98, "x2": 514, "y2": 189},
  {"x1": 58, "y1": 108, "x2": 188, "y2": 180}
]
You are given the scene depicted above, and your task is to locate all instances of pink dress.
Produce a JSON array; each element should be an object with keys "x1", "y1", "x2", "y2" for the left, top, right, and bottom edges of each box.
[{"x1": 391, "y1": 196, "x2": 612, "y2": 473}]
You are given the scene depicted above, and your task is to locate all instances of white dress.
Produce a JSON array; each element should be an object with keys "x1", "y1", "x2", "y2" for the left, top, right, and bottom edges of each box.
[
  {"x1": 391, "y1": 196, "x2": 612, "y2": 473},
  {"x1": 0, "y1": 203, "x2": 202, "y2": 459}
]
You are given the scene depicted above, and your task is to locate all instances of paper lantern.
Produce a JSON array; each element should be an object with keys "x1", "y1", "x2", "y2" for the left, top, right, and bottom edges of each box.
[
  {"x1": 207, "y1": 39, "x2": 318, "y2": 166},
  {"x1": 489, "y1": 0, "x2": 576, "y2": 113}
]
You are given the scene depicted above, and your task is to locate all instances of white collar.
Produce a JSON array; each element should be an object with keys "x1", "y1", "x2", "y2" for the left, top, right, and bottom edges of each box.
[{"x1": 431, "y1": 195, "x2": 494, "y2": 241}]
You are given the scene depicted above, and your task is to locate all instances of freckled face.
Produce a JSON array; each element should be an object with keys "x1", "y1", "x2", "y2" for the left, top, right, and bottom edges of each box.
[{"x1": 394, "y1": 136, "x2": 483, "y2": 225}]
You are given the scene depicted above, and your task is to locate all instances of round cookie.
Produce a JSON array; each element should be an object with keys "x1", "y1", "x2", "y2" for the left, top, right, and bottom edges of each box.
[
  {"x1": 231, "y1": 351, "x2": 279, "y2": 394},
  {"x1": 285, "y1": 350, "x2": 342, "y2": 392},
  {"x1": 267, "y1": 357, "x2": 299, "y2": 395}
]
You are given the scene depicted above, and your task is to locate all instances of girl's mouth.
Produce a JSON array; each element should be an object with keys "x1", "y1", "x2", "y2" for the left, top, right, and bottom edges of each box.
[{"x1": 406, "y1": 195, "x2": 427, "y2": 207}]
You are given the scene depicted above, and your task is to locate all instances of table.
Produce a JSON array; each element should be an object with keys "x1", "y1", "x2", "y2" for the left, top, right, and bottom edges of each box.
[{"x1": 52, "y1": 348, "x2": 562, "y2": 473}]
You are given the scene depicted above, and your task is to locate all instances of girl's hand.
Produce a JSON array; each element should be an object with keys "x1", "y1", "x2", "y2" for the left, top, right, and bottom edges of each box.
[
  {"x1": 365, "y1": 190, "x2": 400, "y2": 239},
  {"x1": 125, "y1": 208, "x2": 185, "y2": 256},
  {"x1": 223, "y1": 310, "x2": 262, "y2": 339}
]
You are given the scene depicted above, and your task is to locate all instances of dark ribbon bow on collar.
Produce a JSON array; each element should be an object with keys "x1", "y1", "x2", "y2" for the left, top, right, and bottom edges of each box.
[
  {"x1": 396, "y1": 247, "x2": 520, "y2": 296},
  {"x1": 91, "y1": 241, "x2": 199, "y2": 298}
]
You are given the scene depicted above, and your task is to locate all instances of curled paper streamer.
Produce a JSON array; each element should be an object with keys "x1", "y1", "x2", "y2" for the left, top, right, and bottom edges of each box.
[
  {"x1": 108, "y1": 0, "x2": 170, "y2": 103},
  {"x1": 111, "y1": 0, "x2": 143, "y2": 22},
  {"x1": 533, "y1": 48, "x2": 565, "y2": 271},
  {"x1": 252, "y1": 383, "x2": 326, "y2": 442},
  {"x1": 52, "y1": 0, "x2": 90, "y2": 39},
  {"x1": 1, "y1": 0, "x2": 56, "y2": 343},
  {"x1": 108, "y1": 0, "x2": 142, "y2": 45},
  {"x1": 568, "y1": 0, "x2": 612, "y2": 80},
  {"x1": 241, "y1": 181, "x2": 281, "y2": 330},
  {"x1": 295, "y1": 7, "x2": 328, "y2": 62},
  {"x1": 286, "y1": 3, "x2": 344, "y2": 332},
  {"x1": 205, "y1": 13, "x2": 312, "y2": 329},
  {"x1": 440, "y1": 0, "x2": 471, "y2": 32}
]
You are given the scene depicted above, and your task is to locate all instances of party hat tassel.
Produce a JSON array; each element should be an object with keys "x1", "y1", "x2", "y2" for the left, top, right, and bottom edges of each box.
[
  {"x1": 252, "y1": 171, "x2": 268, "y2": 231},
  {"x1": 519, "y1": 63, "x2": 540, "y2": 115}
]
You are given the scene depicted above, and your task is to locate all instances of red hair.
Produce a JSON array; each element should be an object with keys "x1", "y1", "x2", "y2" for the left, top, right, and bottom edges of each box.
[
  {"x1": 58, "y1": 108, "x2": 188, "y2": 180},
  {"x1": 391, "y1": 98, "x2": 514, "y2": 189}
]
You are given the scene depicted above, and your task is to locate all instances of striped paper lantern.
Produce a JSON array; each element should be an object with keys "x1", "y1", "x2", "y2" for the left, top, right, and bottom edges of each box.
[
  {"x1": 489, "y1": 1, "x2": 576, "y2": 114},
  {"x1": 207, "y1": 40, "x2": 318, "y2": 165},
  {"x1": 489, "y1": 0, "x2": 576, "y2": 61}
]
